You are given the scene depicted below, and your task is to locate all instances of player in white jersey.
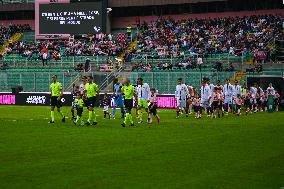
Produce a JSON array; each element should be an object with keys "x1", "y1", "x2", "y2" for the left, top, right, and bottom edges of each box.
[
  {"x1": 207, "y1": 79, "x2": 215, "y2": 95},
  {"x1": 223, "y1": 79, "x2": 233, "y2": 115},
  {"x1": 232, "y1": 80, "x2": 242, "y2": 113},
  {"x1": 207, "y1": 79, "x2": 215, "y2": 116},
  {"x1": 136, "y1": 77, "x2": 151, "y2": 123},
  {"x1": 250, "y1": 83, "x2": 258, "y2": 112},
  {"x1": 256, "y1": 85, "x2": 264, "y2": 112},
  {"x1": 185, "y1": 84, "x2": 194, "y2": 117},
  {"x1": 200, "y1": 80, "x2": 211, "y2": 116},
  {"x1": 175, "y1": 78, "x2": 189, "y2": 118},
  {"x1": 267, "y1": 83, "x2": 275, "y2": 96},
  {"x1": 79, "y1": 76, "x2": 87, "y2": 96},
  {"x1": 148, "y1": 88, "x2": 160, "y2": 124}
]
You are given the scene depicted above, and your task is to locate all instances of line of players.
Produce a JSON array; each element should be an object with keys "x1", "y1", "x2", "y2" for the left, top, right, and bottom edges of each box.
[
  {"x1": 68, "y1": 76, "x2": 160, "y2": 127},
  {"x1": 175, "y1": 78, "x2": 280, "y2": 119},
  {"x1": 49, "y1": 74, "x2": 280, "y2": 126}
]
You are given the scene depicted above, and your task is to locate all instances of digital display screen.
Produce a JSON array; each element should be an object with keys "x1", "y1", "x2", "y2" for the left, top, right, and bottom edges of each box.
[{"x1": 39, "y1": 2, "x2": 105, "y2": 34}]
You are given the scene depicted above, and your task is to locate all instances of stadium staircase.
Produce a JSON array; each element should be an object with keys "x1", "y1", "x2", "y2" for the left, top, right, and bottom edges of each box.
[
  {"x1": 0, "y1": 32, "x2": 23, "y2": 55},
  {"x1": 99, "y1": 66, "x2": 124, "y2": 92},
  {"x1": 233, "y1": 71, "x2": 247, "y2": 86},
  {"x1": 118, "y1": 39, "x2": 139, "y2": 61}
]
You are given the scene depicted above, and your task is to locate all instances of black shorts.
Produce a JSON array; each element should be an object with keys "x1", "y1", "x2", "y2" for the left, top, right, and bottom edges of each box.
[
  {"x1": 148, "y1": 103, "x2": 157, "y2": 115},
  {"x1": 211, "y1": 101, "x2": 219, "y2": 110},
  {"x1": 50, "y1": 96, "x2": 62, "y2": 108},
  {"x1": 262, "y1": 100, "x2": 267, "y2": 107},
  {"x1": 256, "y1": 98, "x2": 261, "y2": 106},
  {"x1": 244, "y1": 99, "x2": 250, "y2": 107},
  {"x1": 236, "y1": 105, "x2": 241, "y2": 110},
  {"x1": 76, "y1": 107, "x2": 83, "y2": 117},
  {"x1": 275, "y1": 98, "x2": 280, "y2": 105},
  {"x1": 85, "y1": 97, "x2": 96, "y2": 108},
  {"x1": 218, "y1": 101, "x2": 223, "y2": 109},
  {"x1": 124, "y1": 99, "x2": 133, "y2": 111},
  {"x1": 193, "y1": 105, "x2": 200, "y2": 112}
]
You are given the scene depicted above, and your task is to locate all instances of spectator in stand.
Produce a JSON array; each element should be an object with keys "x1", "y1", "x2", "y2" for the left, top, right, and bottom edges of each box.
[
  {"x1": 130, "y1": 15, "x2": 282, "y2": 65},
  {"x1": 197, "y1": 56, "x2": 203, "y2": 71},
  {"x1": 42, "y1": 51, "x2": 48, "y2": 66}
]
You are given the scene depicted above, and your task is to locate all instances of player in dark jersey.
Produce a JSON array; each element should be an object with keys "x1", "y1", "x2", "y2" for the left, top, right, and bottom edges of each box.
[{"x1": 71, "y1": 84, "x2": 80, "y2": 120}]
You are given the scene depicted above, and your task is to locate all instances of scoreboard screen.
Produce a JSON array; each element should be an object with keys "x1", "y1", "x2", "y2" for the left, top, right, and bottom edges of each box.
[{"x1": 39, "y1": 2, "x2": 106, "y2": 34}]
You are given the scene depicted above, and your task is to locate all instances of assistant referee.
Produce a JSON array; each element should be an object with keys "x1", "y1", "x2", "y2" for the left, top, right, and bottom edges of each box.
[{"x1": 49, "y1": 75, "x2": 65, "y2": 123}]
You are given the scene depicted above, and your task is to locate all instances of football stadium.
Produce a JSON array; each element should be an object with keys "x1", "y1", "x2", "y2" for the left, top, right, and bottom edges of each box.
[{"x1": 0, "y1": 0, "x2": 284, "y2": 188}]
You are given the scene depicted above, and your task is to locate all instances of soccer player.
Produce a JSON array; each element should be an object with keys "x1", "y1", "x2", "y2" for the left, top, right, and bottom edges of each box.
[
  {"x1": 49, "y1": 75, "x2": 65, "y2": 123},
  {"x1": 112, "y1": 78, "x2": 125, "y2": 119},
  {"x1": 207, "y1": 79, "x2": 215, "y2": 116},
  {"x1": 185, "y1": 84, "x2": 194, "y2": 117},
  {"x1": 250, "y1": 83, "x2": 258, "y2": 113},
  {"x1": 148, "y1": 88, "x2": 160, "y2": 124},
  {"x1": 275, "y1": 90, "x2": 280, "y2": 112},
  {"x1": 84, "y1": 76, "x2": 99, "y2": 126},
  {"x1": 256, "y1": 85, "x2": 264, "y2": 112},
  {"x1": 175, "y1": 78, "x2": 189, "y2": 119},
  {"x1": 223, "y1": 79, "x2": 233, "y2": 115},
  {"x1": 73, "y1": 93, "x2": 84, "y2": 126},
  {"x1": 101, "y1": 93, "x2": 111, "y2": 119},
  {"x1": 79, "y1": 76, "x2": 87, "y2": 96},
  {"x1": 235, "y1": 94, "x2": 243, "y2": 116},
  {"x1": 215, "y1": 80, "x2": 223, "y2": 91},
  {"x1": 207, "y1": 79, "x2": 215, "y2": 94},
  {"x1": 232, "y1": 80, "x2": 242, "y2": 114},
  {"x1": 262, "y1": 90, "x2": 268, "y2": 112},
  {"x1": 71, "y1": 84, "x2": 79, "y2": 120},
  {"x1": 267, "y1": 83, "x2": 275, "y2": 95},
  {"x1": 200, "y1": 80, "x2": 211, "y2": 117},
  {"x1": 136, "y1": 77, "x2": 151, "y2": 123},
  {"x1": 218, "y1": 87, "x2": 224, "y2": 117},
  {"x1": 192, "y1": 93, "x2": 201, "y2": 119},
  {"x1": 209, "y1": 87, "x2": 222, "y2": 118},
  {"x1": 121, "y1": 78, "x2": 135, "y2": 127},
  {"x1": 244, "y1": 87, "x2": 252, "y2": 115}
]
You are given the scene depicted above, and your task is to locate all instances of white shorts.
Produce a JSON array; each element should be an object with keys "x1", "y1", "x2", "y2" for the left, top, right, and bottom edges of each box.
[
  {"x1": 103, "y1": 106, "x2": 109, "y2": 112},
  {"x1": 224, "y1": 96, "x2": 232, "y2": 104},
  {"x1": 176, "y1": 98, "x2": 186, "y2": 109},
  {"x1": 201, "y1": 100, "x2": 209, "y2": 108}
]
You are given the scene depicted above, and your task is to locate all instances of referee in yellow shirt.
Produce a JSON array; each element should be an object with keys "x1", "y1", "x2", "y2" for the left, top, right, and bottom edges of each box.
[
  {"x1": 121, "y1": 78, "x2": 135, "y2": 127},
  {"x1": 49, "y1": 75, "x2": 65, "y2": 123},
  {"x1": 84, "y1": 75, "x2": 99, "y2": 126}
]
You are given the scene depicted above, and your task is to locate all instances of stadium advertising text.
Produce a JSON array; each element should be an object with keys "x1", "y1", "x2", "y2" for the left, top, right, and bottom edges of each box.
[
  {"x1": 39, "y1": 2, "x2": 105, "y2": 34},
  {"x1": 0, "y1": 93, "x2": 177, "y2": 108},
  {"x1": 0, "y1": 95, "x2": 16, "y2": 105}
]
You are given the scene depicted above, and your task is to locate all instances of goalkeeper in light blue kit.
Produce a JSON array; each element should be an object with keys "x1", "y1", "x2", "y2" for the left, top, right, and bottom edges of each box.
[{"x1": 112, "y1": 78, "x2": 125, "y2": 119}]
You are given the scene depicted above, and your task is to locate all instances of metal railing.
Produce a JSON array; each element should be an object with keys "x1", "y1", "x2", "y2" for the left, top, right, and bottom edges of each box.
[
  {"x1": 1, "y1": 70, "x2": 283, "y2": 93},
  {"x1": 0, "y1": 72, "x2": 78, "y2": 92}
]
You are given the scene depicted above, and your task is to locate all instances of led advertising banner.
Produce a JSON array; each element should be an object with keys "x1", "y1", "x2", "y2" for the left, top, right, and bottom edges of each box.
[
  {"x1": 0, "y1": 93, "x2": 72, "y2": 106},
  {"x1": 0, "y1": 93, "x2": 176, "y2": 108}
]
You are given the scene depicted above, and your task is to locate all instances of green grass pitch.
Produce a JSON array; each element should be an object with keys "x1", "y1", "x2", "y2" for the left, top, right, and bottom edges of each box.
[{"x1": 0, "y1": 106, "x2": 284, "y2": 189}]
